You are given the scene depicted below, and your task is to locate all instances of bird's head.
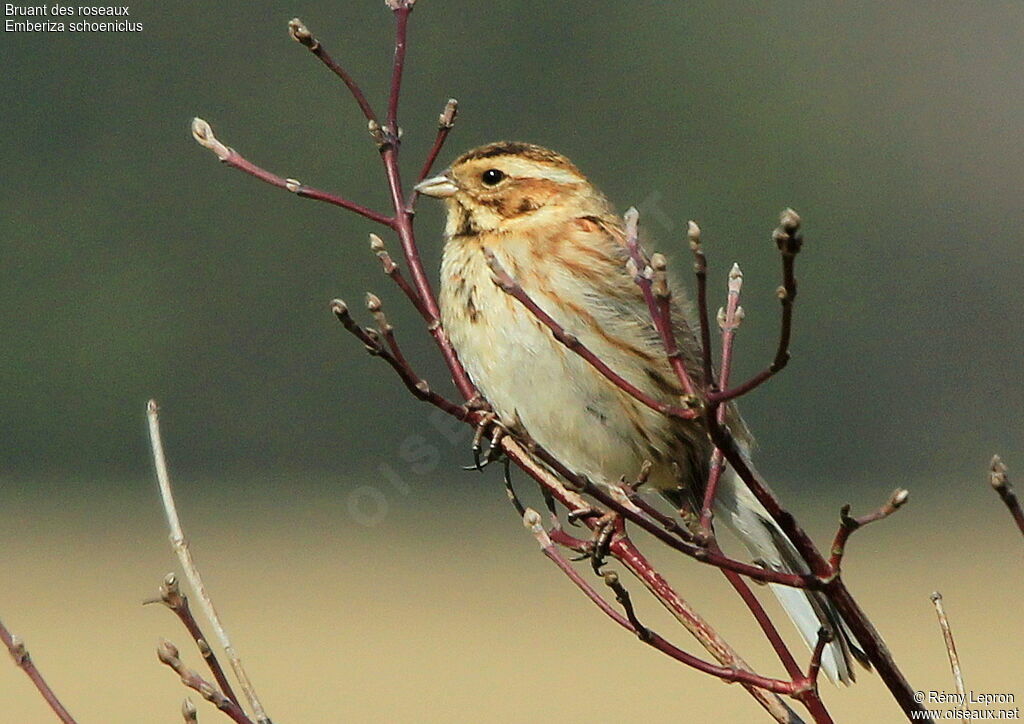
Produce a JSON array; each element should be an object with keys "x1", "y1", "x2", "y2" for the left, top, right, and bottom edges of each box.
[{"x1": 415, "y1": 142, "x2": 609, "y2": 236}]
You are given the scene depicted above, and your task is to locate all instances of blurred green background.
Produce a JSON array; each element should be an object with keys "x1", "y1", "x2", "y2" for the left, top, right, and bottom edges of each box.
[{"x1": 2, "y1": 1, "x2": 1023, "y2": 722}]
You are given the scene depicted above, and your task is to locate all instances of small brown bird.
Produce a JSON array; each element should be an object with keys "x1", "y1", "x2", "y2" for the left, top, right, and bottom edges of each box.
[{"x1": 416, "y1": 141, "x2": 865, "y2": 684}]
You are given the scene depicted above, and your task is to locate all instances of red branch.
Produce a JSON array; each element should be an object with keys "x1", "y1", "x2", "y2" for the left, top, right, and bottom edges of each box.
[
  {"x1": 698, "y1": 262, "x2": 744, "y2": 539},
  {"x1": 190, "y1": 118, "x2": 391, "y2": 227},
  {"x1": 989, "y1": 455, "x2": 1024, "y2": 538},
  {"x1": 416, "y1": 99, "x2": 458, "y2": 184},
  {"x1": 622, "y1": 208, "x2": 699, "y2": 400},
  {"x1": 287, "y1": 18, "x2": 379, "y2": 124},
  {"x1": 157, "y1": 640, "x2": 254, "y2": 724},
  {"x1": 709, "y1": 210, "x2": 801, "y2": 404},
  {"x1": 331, "y1": 299, "x2": 468, "y2": 420},
  {"x1": 829, "y1": 489, "x2": 909, "y2": 572},
  {"x1": 688, "y1": 221, "x2": 716, "y2": 389},
  {"x1": 523, "y1": 510, "x2": 801, "y2": 695},
  {"x1": 0, "y1": 618, "x2": 77, "y2": 724},
  {"x1": 145, "y1": 573, "x2": 240, "y2": 709},
  {"x1": 485, "y1": 249, "x2": 697, "y2": 421}
]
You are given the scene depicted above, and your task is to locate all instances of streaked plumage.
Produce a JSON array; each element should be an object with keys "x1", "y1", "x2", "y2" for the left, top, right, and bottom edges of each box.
[{"x1": 417, "y1": 141, "x2": 865, "y2": 684}]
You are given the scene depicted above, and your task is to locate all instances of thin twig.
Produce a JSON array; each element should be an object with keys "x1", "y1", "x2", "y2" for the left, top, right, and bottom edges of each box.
[
  {"x1": 829, "y1": 489, "x2": 909, "y2": 573},
  {"x1": 989, "y1": 455, "x2": 1024, "y2": 538},
  {"x1": 698, "y1": 262, "x2": 745, "y2": 539},
  {"x1": 190, "y1": 118, "x2": 392, "y2": 227},
  {"x1": 622, "y1": 208, "x2": 699, "y2": 400},
  {"x1": 417, "y1": 99, "x2": 458, "y2": 183},
  {"x1": 689, "y1": 220, "x2": 716, "y2": 390},
  {"x1": 385, "y1": 4, "x2": 412, "y2": 135},
  {"x1": 331, "y1": 299, "x2": 468, "y2": 420},
  {"x1": 145, "y1": 573, "x2": 240, "y2": 708},
  {"x1": 0, "y1": 618, "x2": 77, "y2": 724},
  {"x1": 692, "y1": 216, "x2": 929, "y2": 719},
  {"x1": 485, "y1": 249, "x2": 698, "y2": 421},
  {"x1": 183, "y1": 698, "x2": 199, "y2": 724},
  {"x1": 287, "y1": 18, "x2": 379, "y2": 124},
  {"x1": 147, "y1": 400, "x2": 270, "y2": 724},
  {"x1": 611, "y1": 536, "x2": 802, "y2": 723},
  {"x1": 805, "y1": 627, "x2": 833, "y2": 689},
  {"x1": 521, "y1": 509, "x2": 800, "y2": 695},
  {"x1": 368, "y1": 233, "x2": 432, "y2": 323},
  {"x1": 710, "y1": 209, "x2": 802, "y2": 403},
  {"x1": 929, "y1": 593, "x2": 965, "y2": 700},
  {"x1": 158, "y1": 641, "x2": 254, "y2": 724}
]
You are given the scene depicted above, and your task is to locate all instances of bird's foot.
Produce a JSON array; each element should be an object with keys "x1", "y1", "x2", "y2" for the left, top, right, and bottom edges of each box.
[
  {"x1": 462, "y1": 411, "x2": 508, "y2": 472},
  {"x1": 566, "y1": 510, "x2": 621, "y2": 573}
]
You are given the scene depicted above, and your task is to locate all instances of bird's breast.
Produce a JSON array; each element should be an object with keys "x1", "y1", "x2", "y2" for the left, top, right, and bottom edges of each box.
[{"x1": 439, "y1": 234, "x2": 688, "y2": 489}]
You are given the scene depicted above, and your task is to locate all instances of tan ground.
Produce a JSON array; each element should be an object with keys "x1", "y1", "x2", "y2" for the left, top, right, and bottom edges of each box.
[{"x1": 1, "y1": 476, "x2": 1020, "y2": 723}]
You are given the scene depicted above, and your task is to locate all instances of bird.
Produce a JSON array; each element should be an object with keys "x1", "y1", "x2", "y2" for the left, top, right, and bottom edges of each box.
[{"x1": 415, "y1": 141, "x2": 866, "y2": 684}]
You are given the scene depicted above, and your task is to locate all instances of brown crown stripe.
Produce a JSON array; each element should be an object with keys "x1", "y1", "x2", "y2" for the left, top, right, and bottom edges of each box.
[{"x1": 455, "y1": 142, "x2": 580, "y2": 172}]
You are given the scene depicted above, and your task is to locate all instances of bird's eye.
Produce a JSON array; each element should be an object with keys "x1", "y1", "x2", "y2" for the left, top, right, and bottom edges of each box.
[{"x1": 481, "y1": 169, "x2": 506, "y2": 186}]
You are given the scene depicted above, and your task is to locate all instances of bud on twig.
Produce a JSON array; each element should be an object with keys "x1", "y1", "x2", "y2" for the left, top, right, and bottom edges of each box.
[
  {"x1": 368, "y1": 120, "x2": 386, "y2": 147},
  {"x1": 287, "y1": 17, "x2": 318, "y2": 50},
  {"x1": 780, "y1": 207, "x2": 801, "y2": 233},
  {"x1": 990, "y1": 455, "x2": 1009, "y2": 490},
  {"x1": 523, "y1": 507, "x2": 553, "y2": 548},
  {"x1": 774, "y1": 208, "x2": 803, "y2": 255},
  {"x1": 439, "y1": 98, "x2": 458, "y2": 128},
  {"x1": 9, "y1": 636, "x2": 27, "y2": 665},
  {"x1": 889, "y1": 488, "x2": 910, "y2": 509},
  {"x1": 687, "y1": 220, "x2": 701, "y2": 250},
  {"x1": 190, "y1": 118, "x2": 231, "y2": 162},
  {"x1": 157, "y1": 639, "x2": 181, "y2": 668},
  {"x1": 330, "y1": 299, "x2": 349, "y2": 318},
  {"x1": 650, "y1": 253, "x2": 669, "y2": 299},
  {"x1": 182, "y1": 697, "x2": 198, "y2": 724}
]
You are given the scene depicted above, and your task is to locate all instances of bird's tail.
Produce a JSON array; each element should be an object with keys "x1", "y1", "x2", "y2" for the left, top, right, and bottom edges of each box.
[{"x1": 714, "y1": 465, "x2": 870, "y2": 685}]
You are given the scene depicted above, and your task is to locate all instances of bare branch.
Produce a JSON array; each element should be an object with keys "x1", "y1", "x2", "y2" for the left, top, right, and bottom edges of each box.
[
  {"x1": 0, "y1": 618, "x2": 77, "y2": 724},
  {"x1": 190, "y1": 118, "x2": 392, "y2": 226},
  {"x1": 989, "y1": 455, "x2": 1024, "y2": 538},
  {"x1": 829, "y1": 488, "x2": 909, "y2": 573},
  {"x1": 147, "y1": 400, "x2": 270, "y2": 724},
  {"x1": 385, "y1": 5, "x2": 413, "y2": 135},
  {"x1": 157, "y1": 641, "x2": 254, "y2": 724},
  {"x1": 416, "y1": 98, "x2": 458, "y2": 184},
  {"x1": 521, "y1": 510, "x2": 800, "y2": 695},
  {"x1": 805, "y1": 627, "x2": 834, "y2": 688},
  {"x1": 929, "y1": 592, "x2": 965, "y2": 700},
  {"x1": 698, "y1": 262, "x2": 745, "y2": 540},
  {"x1": 623, "y1": 208, "x2": 699, "y2": 400},
  {"x1": 711, "y1": 209, "x2": 802, "y2": 403},
  {"x1": 368, "y1": 233, "x2": 432, "y2": 322},
  {"x1": 287, "y1": 18, "x2": 379, "y2": 124},
  {"x1": 688, "y1": 220, "x2": 716, "y2": 389},
  {"x1": 331, "y1": 299, "x2": 468, "y2": 420},
  {"x1": 145, "y1": 573, "x2": 240, "y2": 708}
]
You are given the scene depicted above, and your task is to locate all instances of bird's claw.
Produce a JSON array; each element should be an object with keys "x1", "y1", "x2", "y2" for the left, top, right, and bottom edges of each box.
[
  {"x1": 564, "y1": 510, "x2": 621, "y2": 572},
  {"x1": 462, "y1": 412, "x2": 508, "y2": 471}
]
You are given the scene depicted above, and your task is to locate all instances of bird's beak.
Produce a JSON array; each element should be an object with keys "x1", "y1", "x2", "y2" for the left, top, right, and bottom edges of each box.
[{"x1": 414, "y1": 173, "x2": 459, "y2": 198}]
